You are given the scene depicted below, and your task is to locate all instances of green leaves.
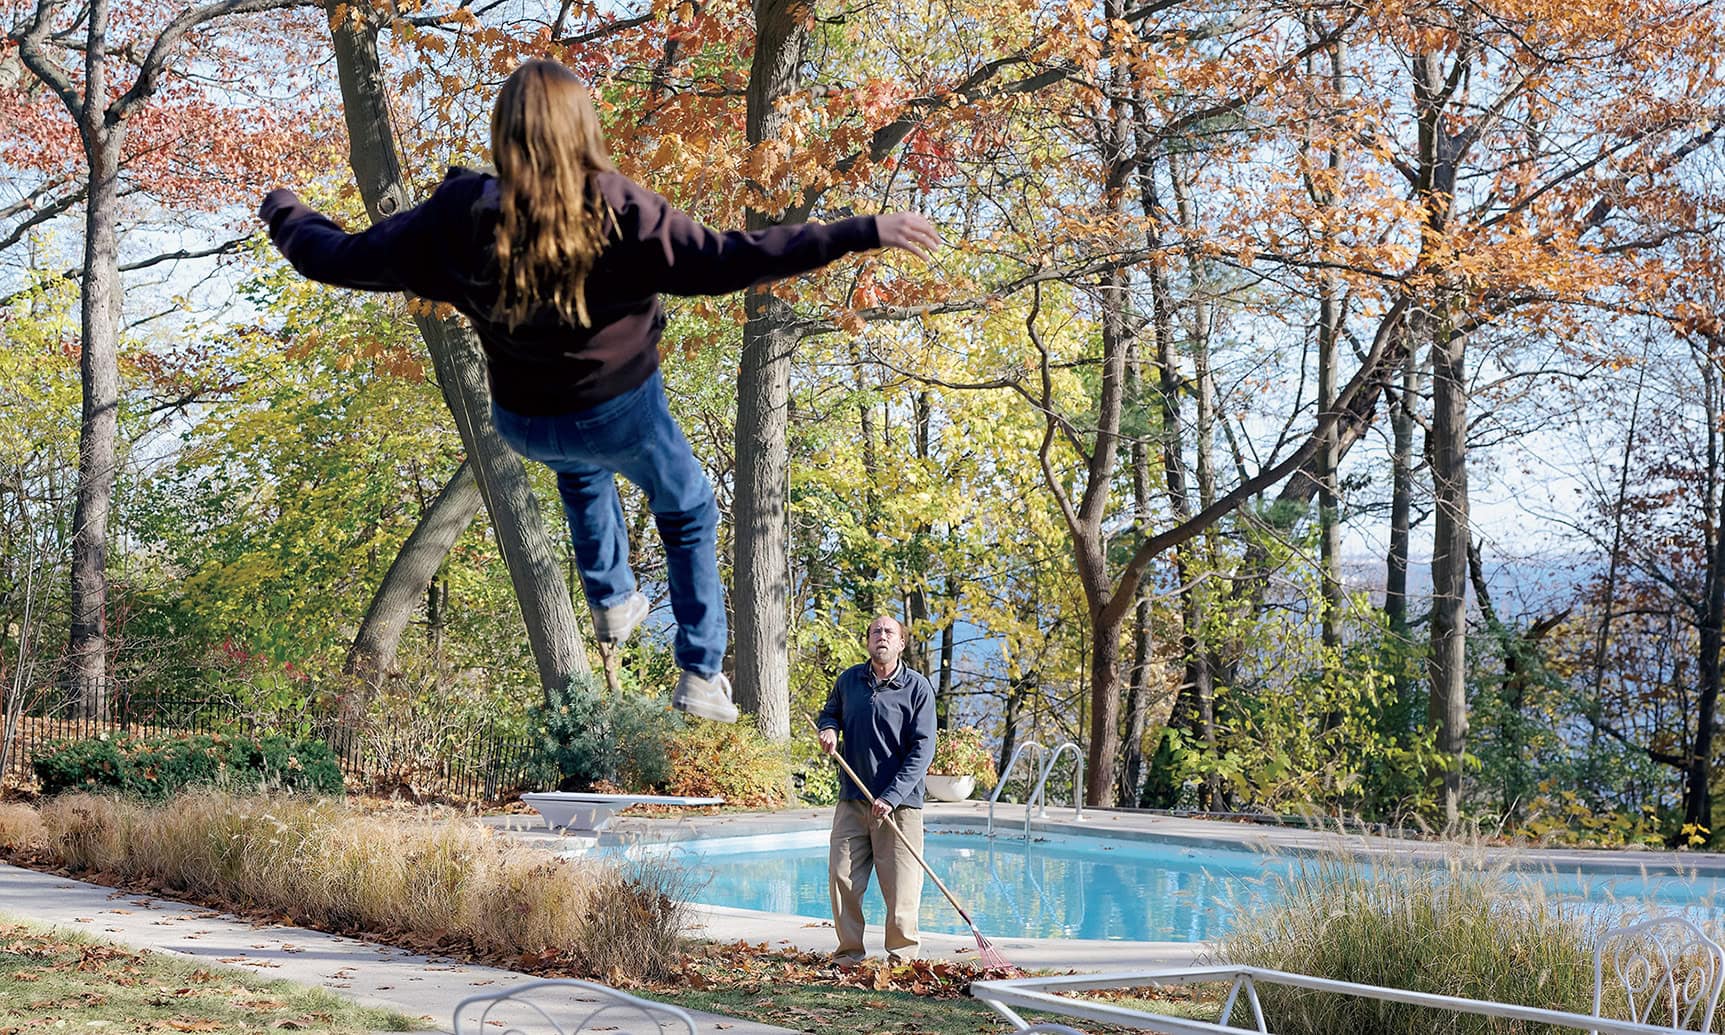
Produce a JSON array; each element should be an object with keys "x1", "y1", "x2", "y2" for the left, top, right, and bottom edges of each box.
[{"x1": 32, "y1": 732, "x2": 344, "y2": 800}]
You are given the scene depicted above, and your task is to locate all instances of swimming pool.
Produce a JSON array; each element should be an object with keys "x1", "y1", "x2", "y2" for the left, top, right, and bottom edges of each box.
[{"x1": 604, "y1": 823, "x2": 1725, "y2": 942}]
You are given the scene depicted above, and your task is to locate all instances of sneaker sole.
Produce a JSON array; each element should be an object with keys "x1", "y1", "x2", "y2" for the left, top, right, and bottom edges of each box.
[
  {"x1": 674, "y1": 696, "x2": 739, "y2": 723},
  {"x1": 595, "y1": 594, "x2": 649, "y2": 644}
]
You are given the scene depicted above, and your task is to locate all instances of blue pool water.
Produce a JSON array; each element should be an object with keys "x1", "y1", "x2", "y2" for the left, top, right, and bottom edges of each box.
[{"x1": 609, "y1": 825, "x2": 1725, "y2": 942}]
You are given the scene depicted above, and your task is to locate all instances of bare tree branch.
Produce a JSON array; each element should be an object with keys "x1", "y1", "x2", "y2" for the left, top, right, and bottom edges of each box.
[
  {"x1": 111, "y1": 0, "x2": 318, "y2": 122},
  {"x1": 0, "y1": 233, "x2": 252, "y2": 308},
  {"x1": 1099, "y1": 294, "x2": 1413, "y2": 630},
  {"x1": 10, "y1": 0, "x2": 85, "y2": 119},
  {"x1": 556, "y1": 10, "x2": 652, "y2": 44},
  {"x1": 1586, "y1": 709, "x2": 1686, "y2": 769},
  {"x1": 0, "y1": 173, "x2": 84, "y2": 223},
  {"x1": 118, "y1": 233, "x2": 255, "y2": 272},
  {"x1": 0, "y1": 182, "x2": 88, "y2": 253}
]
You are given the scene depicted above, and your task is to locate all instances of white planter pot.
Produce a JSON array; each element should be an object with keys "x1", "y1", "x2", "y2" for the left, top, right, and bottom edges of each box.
[{"x1": 925, "y1": 774, "x2": 976, "y2": 802}]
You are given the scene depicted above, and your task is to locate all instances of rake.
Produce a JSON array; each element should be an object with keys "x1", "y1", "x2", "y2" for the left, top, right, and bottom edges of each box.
[{"x1": 807, "y1": 715, "x2": 1015, "y2": 971}]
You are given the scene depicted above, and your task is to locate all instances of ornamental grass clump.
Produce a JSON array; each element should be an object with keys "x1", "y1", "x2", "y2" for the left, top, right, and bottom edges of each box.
[
  {"x1": 14, "y1": 791, "x2": 685, "y2": 978},
  {"x1": 1218, "y1": 851, "x2": 1710, "y2": 1034}
]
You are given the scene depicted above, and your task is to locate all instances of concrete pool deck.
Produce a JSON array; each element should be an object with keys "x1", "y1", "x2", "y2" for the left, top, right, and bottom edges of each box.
[{"x1": 485, "y1": 800, "x2": 1725, "y2": 973}]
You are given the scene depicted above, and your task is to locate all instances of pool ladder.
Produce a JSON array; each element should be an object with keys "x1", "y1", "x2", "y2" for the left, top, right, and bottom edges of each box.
[{"x1": 986, "y1": 740, "x2": 1085, "y2": 838}]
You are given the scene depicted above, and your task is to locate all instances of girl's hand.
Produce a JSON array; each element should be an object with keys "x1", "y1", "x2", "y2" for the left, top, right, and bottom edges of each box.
[{"x1": 875, "y1": 212, "x2": 942, "y2": 260}]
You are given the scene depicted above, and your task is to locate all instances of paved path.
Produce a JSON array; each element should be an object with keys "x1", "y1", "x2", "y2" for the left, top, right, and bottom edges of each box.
[{"x1": 0, "y1": 862, "x2": 799, "y2": 1035}]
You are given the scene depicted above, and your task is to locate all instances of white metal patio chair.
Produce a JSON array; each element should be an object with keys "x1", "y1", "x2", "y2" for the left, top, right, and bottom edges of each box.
[
  {"x1": 973, "y1": 917, "x2": 1725, "y2": 1034},
  {"x1": 1593, "y1": 916, "x2": 1725, "y2": 1035},
  {"x1": 452, "y1": 977, "x2": 698, "y2": 1035}
]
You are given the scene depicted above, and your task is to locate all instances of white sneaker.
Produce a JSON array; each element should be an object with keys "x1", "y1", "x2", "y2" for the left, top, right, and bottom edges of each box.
[
  {"x1": 673, "y1": 671, "x2": 739, "y2": 723},
  {"x1": 592, "y1": 591, "x2": 649, "y2": 644}
]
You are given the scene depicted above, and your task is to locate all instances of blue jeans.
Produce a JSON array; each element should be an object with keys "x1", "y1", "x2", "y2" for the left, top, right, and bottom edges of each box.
[{"x1": 491, "y1": 370, "x2": 725, "y2": 677}]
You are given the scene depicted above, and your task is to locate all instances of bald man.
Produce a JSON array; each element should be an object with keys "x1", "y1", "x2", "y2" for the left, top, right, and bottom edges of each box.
[{"x1": 816, "y1": 614, "x2": 936, "y2": 965}]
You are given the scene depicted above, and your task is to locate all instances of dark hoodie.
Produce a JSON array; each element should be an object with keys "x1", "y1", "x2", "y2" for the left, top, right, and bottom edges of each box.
[{"x1": 260, "y1": 168, "x2": 880, "y2": 416}]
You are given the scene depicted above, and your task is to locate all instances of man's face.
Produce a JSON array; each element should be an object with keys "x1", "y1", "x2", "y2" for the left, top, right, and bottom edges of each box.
[{"x1": 867, "y1": 618, "x2": 905, "y2": 669}]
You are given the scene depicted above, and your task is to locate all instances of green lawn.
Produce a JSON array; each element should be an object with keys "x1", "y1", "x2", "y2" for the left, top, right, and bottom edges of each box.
[
  {"x1": 645, "y1": 946, "x2": 1226, "y2": 1034},
  {"x1": 0, "y1": 917, "x2": 423, "y2": 1035}
]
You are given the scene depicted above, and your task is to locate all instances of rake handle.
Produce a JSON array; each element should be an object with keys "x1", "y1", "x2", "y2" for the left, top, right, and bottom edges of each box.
[{"x1": 809, "y1": 716, "x2": 981, "y2": 929}]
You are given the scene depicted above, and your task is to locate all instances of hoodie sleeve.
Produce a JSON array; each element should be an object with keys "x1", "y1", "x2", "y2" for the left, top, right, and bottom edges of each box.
[
  {"x1": 610, "y1": 176, "x2": 879, "y2": 297},
  {"x1": 258, "y1": 171, "x2": 477, "y2": 298}
]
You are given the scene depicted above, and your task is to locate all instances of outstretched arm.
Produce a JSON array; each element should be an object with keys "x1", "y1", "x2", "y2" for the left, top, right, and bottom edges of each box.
[
  {"x1": 620, "y1": 180, "x2": 941, "y2": 297},
  {"x1": 259, "y1": 189, "x2": 434, "y2": 294}
]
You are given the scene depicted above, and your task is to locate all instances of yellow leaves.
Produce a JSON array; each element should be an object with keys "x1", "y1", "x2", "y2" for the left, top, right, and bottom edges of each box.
[{"x1": 325, "y1": 0, "x2": 380, "y2": 31}]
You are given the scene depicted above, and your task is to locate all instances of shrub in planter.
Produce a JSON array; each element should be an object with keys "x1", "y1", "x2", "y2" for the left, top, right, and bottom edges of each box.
[
  {"x1": 33, "y1": 732, "x2": 344, "y2": 799},
  {"x1": 928, "y1": 726, "x2": 998, "y2": 798}
]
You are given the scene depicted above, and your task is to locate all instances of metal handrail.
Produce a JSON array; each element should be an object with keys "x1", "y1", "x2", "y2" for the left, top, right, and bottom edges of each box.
[
  {"x1": 1030, "y1": 741, "x2": 1085, "y2": 826},
  {"x1": 987, "y1": 741, "x2": 1045, "y2": 837},
  {"x1": 987, "y1": 740, "x2": 1086, "y2": 837}
]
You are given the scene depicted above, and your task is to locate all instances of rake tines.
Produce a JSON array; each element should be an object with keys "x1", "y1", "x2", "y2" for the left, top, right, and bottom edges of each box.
[{"x1": 970, "y1": 929, "x2": 1014, "y2": 971}]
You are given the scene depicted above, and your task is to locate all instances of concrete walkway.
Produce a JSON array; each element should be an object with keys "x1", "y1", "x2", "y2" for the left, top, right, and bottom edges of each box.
[{"x1": 0, "y1": 861, "x2": 798, "y2": 1035}]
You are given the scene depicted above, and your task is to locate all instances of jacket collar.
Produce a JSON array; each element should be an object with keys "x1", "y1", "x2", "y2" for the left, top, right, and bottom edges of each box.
[{"x1": 865, "y1": 661, "x2": 907, "y2": 690}]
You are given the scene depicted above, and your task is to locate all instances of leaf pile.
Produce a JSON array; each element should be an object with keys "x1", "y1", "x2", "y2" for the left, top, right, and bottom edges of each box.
[{"x1": 666, "y1": 939, "x2": 1019, "y2": 997}]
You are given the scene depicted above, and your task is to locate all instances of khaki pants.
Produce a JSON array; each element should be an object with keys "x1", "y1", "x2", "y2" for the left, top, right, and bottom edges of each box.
[{"x1": 828, "y1": 800, "x2": 924, "y2": 963}]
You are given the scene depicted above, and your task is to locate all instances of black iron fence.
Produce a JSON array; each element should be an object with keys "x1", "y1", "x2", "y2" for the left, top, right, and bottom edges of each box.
[
  {"x1": 314, "y1": 717, "x2": 544, "y2": 802},
  {"x1": 0, "y1": 682, "x2": 546, "y2": 804}
]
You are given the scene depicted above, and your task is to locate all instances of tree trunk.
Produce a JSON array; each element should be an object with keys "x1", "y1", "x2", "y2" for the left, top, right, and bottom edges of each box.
[
  {"x1": 1087, "y1": 612, "x2": 1124, "y2": 807},
  {"x1": 65, "y1": 0, "x2": 124, "y2": 720},
  {"x1": 1426, "y1": 320, "x2": 1470, "y2": 828},
  {"x1": 326, "y1": 6, "x2": 590, "y2": 702},
  {"x1": 1309, "y1": 28, "x2": 1347, "y2": 658},
  {"x1": 1385, "y1": 347, "x2": 1417, "y2": 631},
  {"x1": 936, "y1": 580, "x2": 956, "y2": 730},
  {"x1": 1079, "y1": 0, "x2": 1134, "y2": 807},
  {"x1": 1121, "y1": 589, "x2": 1153, "y2": 805},
  {"x1": 1317, "y1": 277, "x2": 1342, "y2": 653},
  {"x1": 998, "y1": 672, "x2": 1026, "y2": 779},
  {"x1": 1140, "y1": 149, "x2": 1218, "y2": 808},
  {"x1": 344, "y1": 461, "x2": 482, "y2": 685},
  {"x1": 1411, "y1": 35, "x2": 1471, "y2": 827},
  {"x1": 856, "y1": 355, "x2": 880, "y2": 615},
  {"x1": 1686, "y1": 337, "x2": 1724, "y2": 839},
  {"x1": 906, "y1": 390, "x2": 934, "y2": 678},
  {"x1": 1119, "y1": 343, "x2": 1154, "y2": 804},
  {"x1": 732, "y1": 0, "x2": 811, "y2": 741},
  {"x1": 68, "y1": 121, "x2": 121, "y2": 719}
]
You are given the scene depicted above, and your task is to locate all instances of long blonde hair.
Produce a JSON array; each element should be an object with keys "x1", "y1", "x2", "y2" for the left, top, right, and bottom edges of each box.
[{"x1": 490, "y1": 59, "x2": 616, "y2": 329}]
